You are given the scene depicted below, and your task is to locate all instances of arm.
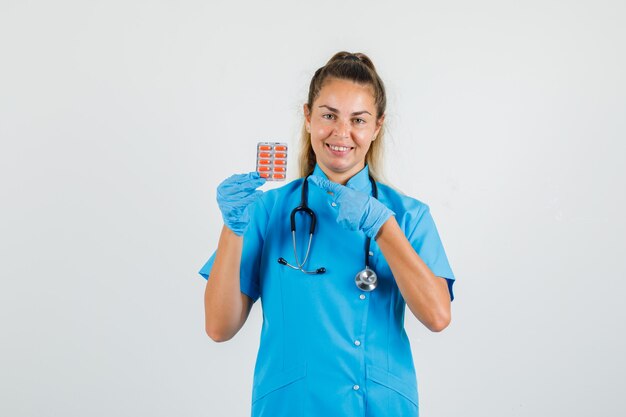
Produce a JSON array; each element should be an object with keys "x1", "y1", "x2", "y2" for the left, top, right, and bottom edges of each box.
[
  {"x1": 203, "y1": 172, "x2": 265, "y2": 343},
  {"x1": 375, "y1": 218, "x2": 451, "y2": 332},
  {"x1": 306, "y1": 176, "x2": 452, "y2": 331},
  {"x1": 204, "y1": 225, "x2": 254, "y2": 342}
]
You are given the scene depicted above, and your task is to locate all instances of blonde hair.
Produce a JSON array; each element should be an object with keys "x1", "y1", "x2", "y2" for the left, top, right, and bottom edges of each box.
[{"x1": 298, "y1": 51, "x2": 387, "y2": 182}]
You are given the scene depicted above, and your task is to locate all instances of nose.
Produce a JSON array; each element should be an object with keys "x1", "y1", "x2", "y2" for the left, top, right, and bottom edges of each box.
[{"x1": 335, "y1": 120, "x2": 350, "y2": 138}]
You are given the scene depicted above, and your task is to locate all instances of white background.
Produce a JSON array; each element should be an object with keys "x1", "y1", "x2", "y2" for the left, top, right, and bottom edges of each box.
[{"x1": 1, "y1": 1, "x2": 625, "y2": 416}]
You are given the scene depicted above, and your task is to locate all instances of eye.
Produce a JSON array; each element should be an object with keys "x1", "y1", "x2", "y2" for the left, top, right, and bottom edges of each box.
[
  {"x1": 322, "y1": 113, "x2": 336, "y2": 120},
  {"x1": 354, "y1": 118, "x2": 366, "y2": 124}
]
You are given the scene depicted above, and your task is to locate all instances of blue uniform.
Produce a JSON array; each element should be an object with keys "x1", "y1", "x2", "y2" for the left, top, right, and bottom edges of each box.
[{"x1": 200, "y1": 164, "x2": 456, "y2": 417}]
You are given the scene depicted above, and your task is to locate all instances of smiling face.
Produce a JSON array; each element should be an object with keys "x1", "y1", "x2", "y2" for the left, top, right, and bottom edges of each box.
[{"x1": 304, "y1": 77, "x2": 384, "y2": 184}]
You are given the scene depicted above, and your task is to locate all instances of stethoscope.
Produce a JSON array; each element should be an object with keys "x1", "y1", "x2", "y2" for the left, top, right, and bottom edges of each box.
[{"x1": 277, "y1": 174, "x2": 379, "y2": 292}]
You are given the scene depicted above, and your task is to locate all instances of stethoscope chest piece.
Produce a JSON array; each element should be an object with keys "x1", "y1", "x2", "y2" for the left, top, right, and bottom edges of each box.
[{"x1": 355, "y1": 267, "x2": 378, "y2": 292}]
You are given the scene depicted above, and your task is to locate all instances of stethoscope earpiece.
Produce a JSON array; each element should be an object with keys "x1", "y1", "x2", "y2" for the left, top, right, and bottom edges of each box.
[{"x1": 277, "y1": 256, "x2": 325, "y2": 275}]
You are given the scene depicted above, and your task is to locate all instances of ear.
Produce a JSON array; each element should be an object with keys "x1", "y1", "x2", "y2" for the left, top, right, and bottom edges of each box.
[
  {"x1": 303, "y1": 104, "x2": 311, "y2": 130},
  {"x1": 373, "y1": 113, "x2": 385, "y2": 140}
]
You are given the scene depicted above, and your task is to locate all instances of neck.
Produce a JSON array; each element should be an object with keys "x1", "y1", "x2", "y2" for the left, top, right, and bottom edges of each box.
[{"x1": 326, "y1": 172, "x2": 350, "y2": 185}]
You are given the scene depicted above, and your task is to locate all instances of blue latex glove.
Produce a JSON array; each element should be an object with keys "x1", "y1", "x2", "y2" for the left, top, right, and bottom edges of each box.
[
  {"x1": 308, "y1": 176, "x2": 394, "y2": 239},
  {"x1": 216, "y1": 172, "x2": 266, "y2": 236}
]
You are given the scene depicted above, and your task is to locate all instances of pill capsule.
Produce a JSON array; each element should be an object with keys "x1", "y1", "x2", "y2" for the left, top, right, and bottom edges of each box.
[{"x1": 257, "y1": 142, "x2": 287, "y2": 181}]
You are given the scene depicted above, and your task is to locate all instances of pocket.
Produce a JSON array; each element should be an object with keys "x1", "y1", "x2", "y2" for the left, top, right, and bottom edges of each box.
[
  {"x1": 366, "y1": 364, "x2": 419, "y2": 407},
  {"x1": 251, "y1": 363, "x2": 307, "y2": 404}
]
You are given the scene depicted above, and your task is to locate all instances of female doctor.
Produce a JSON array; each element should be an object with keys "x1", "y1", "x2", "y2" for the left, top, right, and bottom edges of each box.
[{"x1": 200, "y1": 51, "x2": 456, "y2": 417}]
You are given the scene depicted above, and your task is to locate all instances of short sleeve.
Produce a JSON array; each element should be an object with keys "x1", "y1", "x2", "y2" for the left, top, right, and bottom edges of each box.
[
  {"x1": 407, "y1": 205, "x2": 456, "y2": 301},
  {"x1": 197, "y1": 198, "x2": 270, "y2": 303}
]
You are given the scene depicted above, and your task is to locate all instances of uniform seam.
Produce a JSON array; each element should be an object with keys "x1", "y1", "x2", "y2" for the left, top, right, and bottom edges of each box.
[{"x1": 406, "y1": 203, "x2": 429, "y2": 243}]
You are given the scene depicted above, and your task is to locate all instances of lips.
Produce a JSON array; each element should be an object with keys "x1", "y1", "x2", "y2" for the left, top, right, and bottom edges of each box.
[{"x1": 326, "y1": 143, "x2": 354, "y2": 154}]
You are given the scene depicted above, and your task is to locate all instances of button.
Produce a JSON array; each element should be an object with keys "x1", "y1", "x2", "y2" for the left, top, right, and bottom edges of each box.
[
  {"x1": 354, "y1": 340, "x2": 361, "y2": 346},
  {"x1": 369, "y1": 251, "x2": 374, "y2": 256},
  {"x1": 359, "y1": 294, "x2": 366, "y2": 300},
  {"x1": 353, "y1": 385, "x2": 360, "y2": 390},
  {"x1": 331, "y1": 202, "x2": 337, "y2": 207}
]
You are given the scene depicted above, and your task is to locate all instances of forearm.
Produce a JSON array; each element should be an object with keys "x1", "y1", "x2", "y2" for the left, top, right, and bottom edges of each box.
[
  {"x1": 375, "y1": 217, "x2": 451, "y2": 332},
  {"x1": 204, "y1": 225, "x2": 247, "y2": 341}
]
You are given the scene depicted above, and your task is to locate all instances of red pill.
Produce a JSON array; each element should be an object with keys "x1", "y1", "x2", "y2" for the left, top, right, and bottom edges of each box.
[
  {"x1": 259, "y1": 172, "x2": 270, "y2": 178},
  {"x1": 274, "y1": 146, "x2": 287, "y2": 151},
  {"x1": 258, "y1": 159, "x2": 271, "y2": 165},
  {"x1": 274, "y1": 166, "x2": 286, "y2": 172},
  {"x1": 274, "y1": 159, "x2": 286, "y2": 165},
  {"x1": 274, "y1": 152, "x2": 287, "y2": 158},
  {"x1": 258, "y1": 166, "x2": 271, "y2": 171},
  {"x1": 258, "y1": 152, "x2": 272, "y2": 158},
  {"x1": 272, "y1": 173, "x2": 285, "y2": 179},
  {"x1": 258, "y1": 145, "x2": 272, "y2": 151}
]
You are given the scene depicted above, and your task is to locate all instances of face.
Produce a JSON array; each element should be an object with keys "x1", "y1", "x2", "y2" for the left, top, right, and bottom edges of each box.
[{"x1": 304, "y1": 77, "x2": 384, "y2": 184}]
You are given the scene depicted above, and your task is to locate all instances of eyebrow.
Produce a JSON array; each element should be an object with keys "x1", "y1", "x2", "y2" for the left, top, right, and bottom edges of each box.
[{"x1": 318, "y1": 105, "x2": 372, "y2": 116}]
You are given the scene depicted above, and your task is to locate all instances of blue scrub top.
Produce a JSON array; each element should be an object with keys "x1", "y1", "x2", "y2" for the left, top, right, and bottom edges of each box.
[{"x1": 199, "y1": 164, "x2": 456, "y2": 417}]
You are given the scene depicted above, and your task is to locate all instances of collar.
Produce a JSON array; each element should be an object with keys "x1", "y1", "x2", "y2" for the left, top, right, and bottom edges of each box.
[{"x1": 311, "y1": 164, "x2": 373, "y2": 194}]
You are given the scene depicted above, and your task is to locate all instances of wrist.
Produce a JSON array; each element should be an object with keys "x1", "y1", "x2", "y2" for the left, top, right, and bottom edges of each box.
[
  {"x1": 373, "y1": 214, "x2": 394, "y2": 240},
  {"x1": 223, "y1": 222, "x2": 245, "y2": 237},
  {"x1": 363, "y1": 198, "x2": 394, "y2": 239}
]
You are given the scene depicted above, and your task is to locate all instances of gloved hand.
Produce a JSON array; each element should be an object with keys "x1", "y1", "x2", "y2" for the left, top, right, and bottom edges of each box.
[
  {"x1": 216, "y1": 172, "x2": 266, "y2": 236},
  {"x1": 308, "y1": 176, "x2": 394, "y2": 239}
]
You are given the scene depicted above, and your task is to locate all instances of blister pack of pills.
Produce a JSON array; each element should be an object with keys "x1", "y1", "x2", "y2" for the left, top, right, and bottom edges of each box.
[{"x1": 256, "y1": 142, "x2": 288, "y2": 181}]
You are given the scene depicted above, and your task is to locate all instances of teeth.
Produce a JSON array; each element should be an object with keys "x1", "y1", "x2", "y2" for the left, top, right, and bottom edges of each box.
[{"x1": 329, "y1": 145, "x2": 350, "y2": 152}]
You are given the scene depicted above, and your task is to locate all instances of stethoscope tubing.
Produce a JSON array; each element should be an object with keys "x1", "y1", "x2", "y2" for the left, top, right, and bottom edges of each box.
[{"x1": 278, "y1": 174, "x2": 378, "y2": 284}]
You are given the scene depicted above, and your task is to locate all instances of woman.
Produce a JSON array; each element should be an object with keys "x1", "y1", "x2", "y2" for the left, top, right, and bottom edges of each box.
[{"x1": 200, "y1": 51, "x2": 456, "y2": 417}]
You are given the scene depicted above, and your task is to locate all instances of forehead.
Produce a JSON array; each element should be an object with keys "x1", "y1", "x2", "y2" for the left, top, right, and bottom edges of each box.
[{"x1": 314, "y1": 78, "x2": 376, "y2": 111}]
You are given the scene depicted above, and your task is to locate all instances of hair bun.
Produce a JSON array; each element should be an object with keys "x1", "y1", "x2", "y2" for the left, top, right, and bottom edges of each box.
[{"x1": 327, "y1": 51, "x2": 377, "y2": 72}]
